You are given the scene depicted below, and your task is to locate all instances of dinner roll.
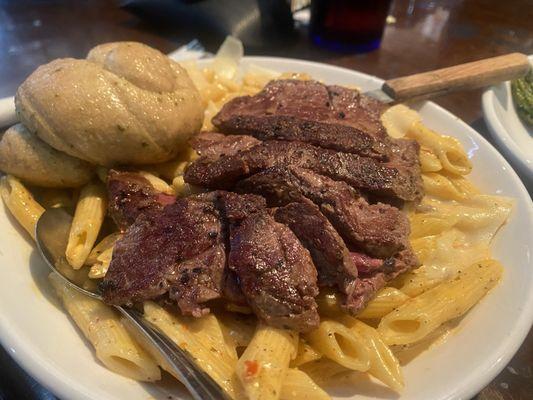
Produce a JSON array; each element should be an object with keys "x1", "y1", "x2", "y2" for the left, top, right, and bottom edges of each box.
[
  {"x1": 0, "y1": 124, "x2": 93, "y2": 187},
  {"x1": 15, "y1": 42, "x2": 204, "y2": 166}
]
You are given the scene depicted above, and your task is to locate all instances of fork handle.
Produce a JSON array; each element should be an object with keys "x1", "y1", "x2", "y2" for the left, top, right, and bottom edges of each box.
[
  {"x1": 382, "y1": 53, "x2": 530, "y2": 102},
  {"x1": 116, "y1": 306, "x2": 231, "y2": 400}
]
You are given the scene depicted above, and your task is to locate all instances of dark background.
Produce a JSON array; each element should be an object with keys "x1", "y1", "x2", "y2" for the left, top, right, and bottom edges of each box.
[{"x1": 0, "y1": 1, "x2": 532, "y2": 399}]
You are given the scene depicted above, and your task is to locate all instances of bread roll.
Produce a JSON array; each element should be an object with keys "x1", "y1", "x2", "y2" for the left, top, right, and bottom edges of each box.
[
  {"x1": 0, "y1": 124, "x2": 93, "y2": 187},
  {"x1": 15, "y1": 42, "x2": 204, "y2": 166}
]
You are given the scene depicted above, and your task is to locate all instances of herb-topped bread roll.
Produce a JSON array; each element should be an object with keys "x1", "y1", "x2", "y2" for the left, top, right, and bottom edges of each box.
[
  {"x1": 15, "y1": 42, "x2": 204, "y2": 166},
  {"x1": 0, "y1": 124, "x2": 93, "y2": 187}
]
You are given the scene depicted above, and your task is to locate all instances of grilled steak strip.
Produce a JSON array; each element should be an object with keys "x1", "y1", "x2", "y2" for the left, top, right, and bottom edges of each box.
[
  {"x1": 206, "y1": 191, "x2": 266, "y2": 307},
  {"x1": 190, "y1": 132, "x2": 261, "y2": 160},
  {"x1": 212, "y1": 80, "x2": 391, "y2": 159},
  {"x1": 228, "y1": 209, "x2": 320, "y2": 332},
  {"x1": 107, "y1": 170, "x2": 176, "y2": 231},
  {"x1": 238, "y1": 166, "x2": 410, "y2": 258},
  {"x1": 210, "y1": 191, "x2": 320, "y2": 332},
  {"x1": 101, "y1": 196, "x2": 226, "y2": 317},
  {"x1": 185, "y1": 140, "x2": 423, "y2": 202},
  {"x1": 213, "y1": 113, "x2": 391, "y2": 160},
  {"x1": 273, "y1": 202, "x2": 358, "y2": 293}
]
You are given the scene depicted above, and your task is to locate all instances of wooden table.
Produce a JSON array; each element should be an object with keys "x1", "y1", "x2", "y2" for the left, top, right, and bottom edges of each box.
[{"x1": 0, "y1": 1, "x2": 531, "y2": 399}]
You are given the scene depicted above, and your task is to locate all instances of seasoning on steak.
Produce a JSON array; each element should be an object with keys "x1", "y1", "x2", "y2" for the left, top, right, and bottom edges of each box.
[
  {"x1": 211, "y1": 190, "x2": 267, "y2": 223},
  {"x1": 228, "y1": 209, "x2": 320, "y2": 332},
  {"x1": 189, "y1": 132, "x2": 261, "y2": 160},
  {"x1": 273, "y1": 202, "x2": 357, "y2": 289},
  {"x1": 200, "y1": 190, "x2": 320, "y2": 331},
  {"x1": 212, "y1": 80, "x2": 391, "y2": 159},
  {"x1": 107, "y1": 170, "x2": 176, "y2": 231},
  {"x1": 204, "y1": 190, "x2": 266, "y2": 308},
  {"x1": 185, "y1": 140, "x2": 423, "y2": 202},
  {"x1": 101, "y1": 195, "x2": 226, "y2": 317},
  {"x1": 238, "y1": 166, "x2": 411, "y2": 258},
  {"x1": 343, "y1": 248, "x2": 419, "y2": 314}
]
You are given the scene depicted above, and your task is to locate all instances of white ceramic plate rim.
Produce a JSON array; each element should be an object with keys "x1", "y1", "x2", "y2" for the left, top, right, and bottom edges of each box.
[
  {"x1": 0, "y1": 56, "x2": 532, "y2": 400},
  {"x1": 481, "y1": 55, "x2": 533, "y2": 178}
]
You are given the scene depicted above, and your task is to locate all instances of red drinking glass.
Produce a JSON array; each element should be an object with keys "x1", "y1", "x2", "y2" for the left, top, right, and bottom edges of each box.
[{"x1": 310, "y1": 0, "x2": 392, "y2": 53}]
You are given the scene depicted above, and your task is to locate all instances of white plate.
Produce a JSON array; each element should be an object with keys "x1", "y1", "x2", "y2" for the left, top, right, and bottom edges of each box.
[
  {"x1": 1, "y1": 57, "x2": 532, "y2": 400},
  {"x1": 482, "y1": 55, "x2": 533, "y2": 181}
]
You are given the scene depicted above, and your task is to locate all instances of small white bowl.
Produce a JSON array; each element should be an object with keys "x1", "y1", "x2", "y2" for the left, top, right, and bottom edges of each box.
[{"x1": 482, "y1": 55, "x2": 533, "y2": 181}]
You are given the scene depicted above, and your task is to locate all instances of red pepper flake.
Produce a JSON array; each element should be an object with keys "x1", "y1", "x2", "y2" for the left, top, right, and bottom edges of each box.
[{"x1": 243, "y1": 360, "x2": 260, "y2": 379}]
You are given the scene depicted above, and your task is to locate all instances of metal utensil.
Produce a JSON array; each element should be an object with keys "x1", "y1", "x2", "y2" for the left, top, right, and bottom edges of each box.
[
  {"x1": 35, "y1": 208, "x2": 230, "y2": 400},
  {"x1": 365, "y1": 52, "x2": 530, "y2": 103}
]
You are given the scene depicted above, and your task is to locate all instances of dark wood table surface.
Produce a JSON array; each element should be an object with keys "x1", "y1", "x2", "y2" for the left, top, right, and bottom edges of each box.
[{"x1": 0, "y1": 0, "x2": 531, "y2": 399}]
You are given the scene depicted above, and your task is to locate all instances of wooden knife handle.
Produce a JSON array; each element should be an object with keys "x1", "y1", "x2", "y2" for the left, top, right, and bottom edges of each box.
[{"x1": 382, "y1": 53, "x2": 530, "y2": 102}]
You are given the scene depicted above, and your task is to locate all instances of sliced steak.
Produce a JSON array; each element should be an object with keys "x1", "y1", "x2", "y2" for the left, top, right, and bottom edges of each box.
[
  {"x1": 211, "y1": 190, "x2": 267, "y2": 223},
  {"x1": 185, "y1": 140, "x2": 423, "y2": 202},
  {"x1": 350, "y1": 252, "x2": 387, "y2": 275},
  {"x1": 212, "y1": 80, "x2": 391, "y2": 159},
  {"x1": 203, "y1": 190, "x2": 267, "y2": 307},
  {"x1": 344, "y1": 248, "x2": 419, "y2": 315},
  {"x1": 101, "y1": 196, "x2": 225, "y2": 317},
  {"x1": 209, "y1": 190, "x2": 320, "y2": 332},
  {"x1": 228, "y1": 209, "x2": 319, "y2": 332},
  {"x1": 107, "y1": 170, "x2": 176, "y2": 231},
  {"x1": 214, "y1": 114, "x2": 391, "y2": 160},
  {"x1": 189, "y1": 132, "x2": 261, "y2": 159},
  {"x1": 273, "y1": 202, "x2": 358, "y2": 298},
  {"x1": 238, "y1": 166, "x2": 410, "y2": 258}
]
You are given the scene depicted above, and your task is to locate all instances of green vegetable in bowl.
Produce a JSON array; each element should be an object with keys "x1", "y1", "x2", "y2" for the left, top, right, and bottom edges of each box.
[{"x1": 511, "y1": 69, "x2": 533, "y2": 126}]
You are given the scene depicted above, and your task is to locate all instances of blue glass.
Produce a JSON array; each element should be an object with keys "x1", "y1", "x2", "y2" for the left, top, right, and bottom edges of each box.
[{"x1": 310, "y1": 0, "x2": 392, "y2": 53}]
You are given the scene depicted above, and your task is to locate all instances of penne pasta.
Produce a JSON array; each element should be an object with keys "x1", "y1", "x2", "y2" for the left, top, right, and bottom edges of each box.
[
  {"x1": 358, "y1": 288, "x2": 411, "y2": 320},
  {"x1": 392, "y1": 265, "x2": 446, "y2": 298},
  {"x1": 137, "y1": 171, "x2": 175, "y2": 195},
  {"x1": 380, "y1": 103, "x2": 421, "y2": 139},
  {"x1": 280, "y1": 369, "x2": 331, "y2": 400},
  {"x1": 378, "y1": 259, "x2": 503, "y2": 345},
  {"x1": 391, "y1": 320, "x2": 460, "y2": 365},
  {"x1": 219, "y1": 312, "x2": 257, "y2": 349},
  {"x1": 305, "y1": 320, "x2": 370, "y2": 372},
  {"x1": 299, "y1": 358, "x2": 352, "y2": 387},
  {"x1": 171, "y1": 175, "x2": 188, "y2": 197},
  {"x1": 409, "y1": 213, "x2": 459, "y2": 239},
  {"x1": 0, "y1": 175, "x2": 45, "y2": 239},
  {"x1": 236, "y1": 324, "x2": 298, "y2": 400},
  {"x1": 144, "y1": 159, "x2": 188, "y2": 181},
  {"x1": 66, "y1": 181, "x2": 107, "y2": 269},
  {"x1": 143, "y1": 301, "x2": 241, "y2": 399},
  {"x1": 172, "y1": 175, "x2": 206, "y2": 197},
  {"x1": 340, "y1": 317, "x2": 404, "y2": 392},
  {"x1": 409, "y1": 236, "x2": 437, "y2": 265},
  {"x1": 422, "y1": 173, "x2": 471, "y2": 201},
  {"x1": 408, "y1": 122, "x2": 472, "y2": 175},
  {"x1": 291, "y1": 340, "x2": 322, "y2": 367},
  {"x1": 85, "y1": 232, "x2": 121, "y2": 266},
  {"x1": 398, "y1": 227, "x2": 493, "y2": 298},
  {"x1": 422, "y1": 196, "x2": 512, "y2": 244},
  {"x1": 49, "y1": 273, "x2": 161, "y2": 382},
  {"x1": 184, "y1": 313, "x2": 238, "y2": 364},
  {"x1": 418, "y1": 146, "x2": 443, "y2": 173},
  {"x1": 88, "y1": 245, "x2": 114, "y2": 279}
]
